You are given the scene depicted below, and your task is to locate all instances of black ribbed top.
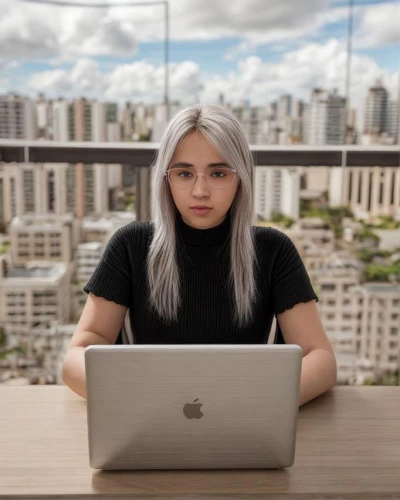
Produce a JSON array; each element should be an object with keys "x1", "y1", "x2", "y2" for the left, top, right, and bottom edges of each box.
[
  {"x1": 175, "y1": 210, "x2": 231, "y2": 246},
  {"x1": 83, "y1": 213, "x2": 318, "y2": 345}
]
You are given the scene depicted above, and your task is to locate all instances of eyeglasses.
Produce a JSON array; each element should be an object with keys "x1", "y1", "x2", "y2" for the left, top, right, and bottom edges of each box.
[{"x1": 164, "y1": 167, "x2": 237, "y2": 189}]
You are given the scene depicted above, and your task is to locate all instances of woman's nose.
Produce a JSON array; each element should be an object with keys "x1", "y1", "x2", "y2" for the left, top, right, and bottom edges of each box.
[{"x1": 192, "y1": 173, "x2": 210, "y2": 193}]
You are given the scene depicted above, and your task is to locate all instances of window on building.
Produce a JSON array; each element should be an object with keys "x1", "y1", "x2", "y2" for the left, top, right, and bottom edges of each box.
[{"x1": 322, "y1": 284, "x2": 335, "y2": 291}]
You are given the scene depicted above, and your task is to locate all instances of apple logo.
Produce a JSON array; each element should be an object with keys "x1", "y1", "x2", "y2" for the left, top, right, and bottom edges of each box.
[{"x1": 183, "y1": 398, "x2": 204, "y2": 419}]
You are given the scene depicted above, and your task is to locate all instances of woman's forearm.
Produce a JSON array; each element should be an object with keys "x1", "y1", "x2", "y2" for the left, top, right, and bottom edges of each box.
[
  {"x1": 299, "y1": 349, "x2": 337, "y2": 407},
  {"x1": 62, "y1": 330, "x2": 112, "y2": 399},
  {"x1": 62, "y1": 346, "x2": 88, "y2": 399}
]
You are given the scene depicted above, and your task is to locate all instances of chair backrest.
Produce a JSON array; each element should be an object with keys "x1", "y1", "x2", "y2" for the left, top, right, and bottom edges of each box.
[
  {"x1": 274, "y1": 318, "x2": 285, "y2": 344},
  {"x1": 119, "y1": 311, "x2": 284, "y2": 346},
  {"x1": 120, "y1": 310, "x2": 134, "y2": 344}
]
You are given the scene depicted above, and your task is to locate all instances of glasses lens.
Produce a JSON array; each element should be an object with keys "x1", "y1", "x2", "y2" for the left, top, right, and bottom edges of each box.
[{"x1": 168, "y1": 168, "x2": 234, "y2": 189}]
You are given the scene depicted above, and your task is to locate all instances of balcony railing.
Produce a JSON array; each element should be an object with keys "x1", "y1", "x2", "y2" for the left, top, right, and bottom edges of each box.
[{"x1": 1, "y1": 139, "x2": 399, "y2": 221}]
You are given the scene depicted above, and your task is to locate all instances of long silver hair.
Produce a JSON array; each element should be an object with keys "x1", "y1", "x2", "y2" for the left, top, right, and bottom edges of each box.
[{"x1": 146, "y1": 104, "x2": 260, "y2": 328}]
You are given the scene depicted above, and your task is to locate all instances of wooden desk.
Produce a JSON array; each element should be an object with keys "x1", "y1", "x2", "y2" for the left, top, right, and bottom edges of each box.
[{"x1": 0, "y1": 386, "x2": 399, "y2": 499}]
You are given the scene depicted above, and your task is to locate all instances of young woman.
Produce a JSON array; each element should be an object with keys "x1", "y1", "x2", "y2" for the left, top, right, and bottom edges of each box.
[{"x1": 62, "y1": 104, "x2": 337, "y2": 404}]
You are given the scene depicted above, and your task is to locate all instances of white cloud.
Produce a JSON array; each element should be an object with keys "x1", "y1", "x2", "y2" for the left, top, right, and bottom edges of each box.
[
  {"x1": 354, "y1": 3, "x2": 400, "y2": 48},
  {"x1": 27, "y1": 58, "x2": 108, "y2": 97},
  {"x1": 0, "y1": 3, "x2": 60, "y2": 63},
  {"x1": 58, "y1": 8, "x2": 138, "y2": 57},
  {"x1": 0, "y1": 0, "x2": 139, "y2": 63},
  {"x1": 1, "y1": 0, "x2": 398, "y2": 69},
  {"x1": 26, "y1": 58, "x2": 202, "y2": 104},
  {"x1": 0, "y1": 0, "x2": 350, "y2": 62},
  {"x1": 23, "y1": 39, "x2": 398, "y2": 123},
  {"x1": 200, "y1": 39, "x2": 399, "y2": 130}
]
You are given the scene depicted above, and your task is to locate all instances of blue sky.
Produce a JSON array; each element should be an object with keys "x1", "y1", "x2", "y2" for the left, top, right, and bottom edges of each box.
[{"x1": 0, "y1": 0, "x2": 399, "y2": 111}]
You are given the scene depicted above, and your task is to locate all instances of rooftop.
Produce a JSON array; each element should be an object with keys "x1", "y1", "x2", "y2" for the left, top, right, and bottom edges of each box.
[{"x1": 6, "y1": 266, "x2": 56, "y2": 279}]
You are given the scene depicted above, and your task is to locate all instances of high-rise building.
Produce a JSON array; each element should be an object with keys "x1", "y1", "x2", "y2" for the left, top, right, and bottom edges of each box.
[
  {"x1": 329, "y1": 166, "x2": 400, "y2": 219},
  {"x1": 241, "y1": 106, "x2": 267, "y2": 145},
  {"x1": 36, "y1": 94, "x2": 53, "y2": 139},
  {"x1": 280, "y1": 167, "x2": 300, "y2": 219},
  {"x1": 73, "y1": 98, "x2": 92, "y2": 142},
  {"x1": 121, "y1": 102, "x2": 134, "y2": 141},
  {"x1": 151, "y1": 102, "x2": 181, "y2": 142},
  {"x1": 364, "y1": 80, "x2": 388, "y2": 134},
  {"x1": 0, "y1": 163, "x2": 76, "y2": 220},
  {"x1": 386, "y1": 100, "x2": 399, "y2": 142},
  {"x1": 105, "y1": 102, "x2": 121, "y2": 141},
  {"x1": 82, "y1": 163, "x2": 123, "y2": 215},
  {"x1": 91, "y1": 100, "x2": 106, "y2": 142},
  {"x1": 0, "y1": 163, "x2": 18, "y2": 224},
  {"x1": 0, "y1": 93, "x2": 37, "y2": 139},
  {"x1": 292, "y1": 98, "x2": 304, "y2": 119},
  {"x1": 0, "y1": 162, "x2": 122, "y2": 225},
  {"x1": 277, "y1": 94, "x2": 292, "y2": 128},
  {"x1": 304, "y1": 88, "x2": 346, "y2": 145},
  {"x1": 52, "y1": 99, "x2": 70, "y2": 141},
  {"x1": 254, "y1": 167, "x2": 300, "y2": 220}
]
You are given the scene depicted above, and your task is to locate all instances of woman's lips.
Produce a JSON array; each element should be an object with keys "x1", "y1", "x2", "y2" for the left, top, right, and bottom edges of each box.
[{"x1": 191, "y1": 207, "x2": 212, "y2": 215}]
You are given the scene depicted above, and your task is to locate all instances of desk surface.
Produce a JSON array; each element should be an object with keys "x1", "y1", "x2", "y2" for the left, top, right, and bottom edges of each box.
[{"x1": 0, "y1": 386, "x2": 399, "y2": 499}]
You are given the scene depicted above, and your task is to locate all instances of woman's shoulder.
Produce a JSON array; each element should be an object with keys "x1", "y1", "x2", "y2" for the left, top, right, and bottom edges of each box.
[
  {"x1": 252, "y1": 224, "x2": 293, "y2": 250},
  {"x1": 111, "y1": 221, "x2": 155, "y2": 249}
]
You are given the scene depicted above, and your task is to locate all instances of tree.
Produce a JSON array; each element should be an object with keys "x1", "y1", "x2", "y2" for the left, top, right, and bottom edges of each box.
[{"x1": 270, "y1": 212, "x2": 295, "y2": 228}]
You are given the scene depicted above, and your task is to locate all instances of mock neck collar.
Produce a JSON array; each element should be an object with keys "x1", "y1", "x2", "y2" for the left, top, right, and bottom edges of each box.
[{"x1": 176, "y1": 209, "x2": 231, "y2": 246}]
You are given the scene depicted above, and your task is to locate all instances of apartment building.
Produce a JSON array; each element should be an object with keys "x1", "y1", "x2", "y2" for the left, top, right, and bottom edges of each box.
[
  {"x1": 303, "y1": 166, "x2": 330, "y2": 193},
  {"x1": 292, "y1": 217, "x2": 335, "y2": 253},
  {"x1": 9, "y1": 214, "x2": 79, "y2": 266},
  {"x1": 298, "y1": 241, "x2": 335, "y2": 280},
  {"x1": 304, "y1": 88, "x2": 346, "y2": 145},
  {"x1": 0, "y1": 257, "x2": 71, "y2": 328},
  {"x1": 329, "y1": 166, "x2": 400, "y2": 219},
  {"x1": 364, "y1": 81, "x2": 388, "y2": 135},
  {"x1": 254, "y1": 167, "x2": 300, "y2": 221},
  {"x1": 82, "y1": 212, "x2": 135, "y2": 243},
  {"x1": 72, "y1": 241, "x2": 104, "y2": 321},
  {"x1": 0, "y1": 93, "x2": 36, "y2": 140},
  {"x1": 349, "y1": 283, "x2": 400, "y2": 373},
  {"x1": 312, "y1": 257, "x2": 370, "y2": 384},
  {"x1": 0, "y1": 162, "x2": 123, "y2": 226}
]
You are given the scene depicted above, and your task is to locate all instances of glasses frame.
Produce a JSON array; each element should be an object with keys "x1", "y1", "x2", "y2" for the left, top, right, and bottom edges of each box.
[{"x1": 164, "y1": 167, "x2": 238, "y2": 190}]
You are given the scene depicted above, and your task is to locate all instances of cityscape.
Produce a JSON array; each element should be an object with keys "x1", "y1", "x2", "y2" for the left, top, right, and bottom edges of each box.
[
  {"x1": 0, "y1": 77, "x2": 399, "y2": 146},
  {"x1": 0, "y1": 0, "x2": 399, "y2": 389}
]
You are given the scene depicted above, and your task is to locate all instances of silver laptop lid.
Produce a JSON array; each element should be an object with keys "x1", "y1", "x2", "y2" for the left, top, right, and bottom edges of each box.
[{"x1": 85, "y1": 344, "x2": 302, "y2": 470}]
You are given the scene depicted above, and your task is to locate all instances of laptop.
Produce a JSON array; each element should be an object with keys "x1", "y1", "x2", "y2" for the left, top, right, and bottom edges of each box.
[{"x1": 84, "y1": 344, "x2": 302, "y2": 470}]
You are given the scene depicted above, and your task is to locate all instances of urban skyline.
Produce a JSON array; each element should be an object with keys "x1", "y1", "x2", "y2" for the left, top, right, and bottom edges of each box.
[{"x1": 1, "y1": 77, "x2": 399, "y2": 146}]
